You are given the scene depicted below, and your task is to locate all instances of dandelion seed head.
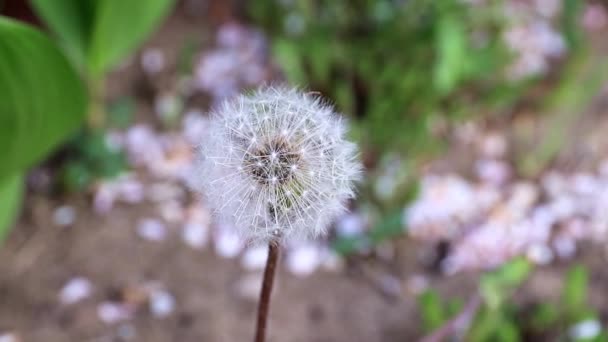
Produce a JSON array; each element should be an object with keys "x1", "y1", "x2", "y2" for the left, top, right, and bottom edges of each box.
[{"x1": 195, "y1": 86, "x2": 361, "y2": 244}]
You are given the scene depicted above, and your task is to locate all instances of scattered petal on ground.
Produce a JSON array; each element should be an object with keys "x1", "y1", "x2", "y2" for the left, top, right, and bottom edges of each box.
[
  {"x1": 53, "y1": 205, "x2": 76, "y2": 227},
  {"x1": 0, "y1": 332, "x2": 20, "y2": 342},
  {"x1": 136, "y1": 218, "x2": 168, "y2": 242},
  {"x1": 97, "y1": 302, "x2": 134, "y2": 324},
  {"x1": 59, "y1": 277, "x2": 93, "y2": 305},
  {"x1": 141, "y1": 48, "x2": 165, "y2": 74},
  {"x1": 148, "y1": 289, "x2": 176, "y2": 318}
]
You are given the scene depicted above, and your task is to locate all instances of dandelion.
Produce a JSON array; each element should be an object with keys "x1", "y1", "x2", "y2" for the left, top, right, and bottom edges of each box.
[
  {"x1": 194, "y1": 86, "x2": 361, "y2": 342},
  {"x1": 195, "y1": 86, "x2": 361, "y2": 244}
]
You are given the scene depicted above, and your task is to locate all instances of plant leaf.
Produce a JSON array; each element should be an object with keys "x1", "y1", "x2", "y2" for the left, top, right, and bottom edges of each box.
[
  {"x1": 418, "y1": 290, "x2": 447, "y2": 332},
  {"x1": 562, "y1": 264, "x2": 588, "y2": 319},
  {"x1": 481, "y1": 258, "x2": 531, "y2": 308},
  {"x1": 434, "y1": 14, "x2": 466, "y2": 94},
  {"x1": 273, "y1": 38, "x2": 307, "y2": 85},
  {"x1": 87, "y1": 0, "x2": 174, "y2": 75},
  {"x1": 29, "y1": 0, "x2": 96, "y2": 67},
  {"x1": 0, "y1": 16, "x2": 87, "y2": 180},
  {"x1": 0, "y1": 173, "x2": 24, "y2": 241}
]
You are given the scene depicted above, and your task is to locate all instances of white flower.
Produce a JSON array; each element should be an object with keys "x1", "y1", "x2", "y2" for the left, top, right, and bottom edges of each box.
[{"x1": 195, "y1": 87, "x2": 361, "y2": 244}]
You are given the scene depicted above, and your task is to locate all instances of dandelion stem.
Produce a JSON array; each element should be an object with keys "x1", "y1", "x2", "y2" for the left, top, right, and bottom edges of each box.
[{"x1": 254, "y1": 242, "x2": 280, "y2": 342}]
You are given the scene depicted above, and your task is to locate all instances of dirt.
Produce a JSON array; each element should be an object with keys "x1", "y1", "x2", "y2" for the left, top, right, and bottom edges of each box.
[
  {"x1": 0, "y1": 195, "x2": 422, "y2": 342},
  {"x1": 2, "y1": 195, "x2": 607, "y2": 342}
]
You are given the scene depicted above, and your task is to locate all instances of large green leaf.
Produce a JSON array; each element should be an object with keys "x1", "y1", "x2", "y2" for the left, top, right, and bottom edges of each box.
[
  {"x1": 0, "y1": 17, "x2": 87, "y2": 180},
  {"x1": 87, "y1": 0, "x2": 174, "y2": 75},
  {"x1": 29, "y1": 0, "x2": 95, "y2": 67},
  {"x1": 31, "y1": 0, "x2": 174, "y2": 75},
  {"x1": 0, "y1": 173, "x2": 24, "y2": 241}
]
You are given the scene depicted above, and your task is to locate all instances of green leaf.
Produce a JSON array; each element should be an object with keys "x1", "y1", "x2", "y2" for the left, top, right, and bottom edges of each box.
[
  {"x1": 531, "y1": 303, "x2": 559, "y2": 329},
  {"x1": 562, "y1": 265, "x2": 588, "y2": 317},
  {"x1": 29, "y1": 0, "x2": 95, "y2": 67},
  {"x1": 447, "y1": 297, "x2": 464, "y2": 317},
  {"x1": 177, "y1": 37, "x2": 199, "y2": 75},
  {"x1": 306, "y1": 38, "x2": 332, "y2": 85},
  {"x1": 273, "y1": 38, "x2": 306, "y2": 85},
  {"x1": 561, "y1": 0, "x2": 584, "y2": 50},
  {"x1": 107, "y1": 96, "x2": 135, "y2": 129},
  {"x1": 61, "y1": 160, "x2": 92, "y2": 193},
  {"x1": 334, "y1": 80, "x2": 354, "y2": 116},
  {"x1": 0, "y1": 17, "x2": 87, "y2": 180},
  {"x1": 488, "y1": 258, "x2": 532, "y2": 286},
  {"x1": 468, "y1": 309, "x2": 503, "y2": 342},
  {"x1": 481, "y1": 258, "x2": 532, "y2": 308},
  {"x1": 418, "y1": 290, "x2": 447, "y2": 332},
  {"x1": 87, "y1": 0, "x2": 174, "y2": 75},
  {"x1": 0, "y1": 173, "x2": 24, "y2": 241},
  {"x1": 495, "y1": 320, "x2": 520, "y2": 342},
  {"x1": 434, "y1": 15, "x2": 467, "y2": 94}
]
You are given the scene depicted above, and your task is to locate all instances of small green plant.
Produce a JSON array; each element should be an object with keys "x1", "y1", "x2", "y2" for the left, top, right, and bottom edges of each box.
[{"x1": 417, "y1": 261, "x2": 607, "y2": 341}]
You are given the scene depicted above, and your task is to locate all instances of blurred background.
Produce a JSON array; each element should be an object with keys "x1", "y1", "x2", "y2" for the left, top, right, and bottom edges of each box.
[{"x1": 1, "y1": 0, "x2": 608, "y2": 341}]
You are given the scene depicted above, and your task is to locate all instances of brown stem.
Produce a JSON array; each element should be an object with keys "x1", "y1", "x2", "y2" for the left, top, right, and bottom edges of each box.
[{"x1": 254, "y1": 242, "x2": 280, "y2": 342}]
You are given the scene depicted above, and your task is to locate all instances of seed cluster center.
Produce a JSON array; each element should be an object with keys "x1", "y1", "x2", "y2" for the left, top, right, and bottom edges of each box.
[{"x1": 244, "y1": 138, "x2": 302, "y2": 185}]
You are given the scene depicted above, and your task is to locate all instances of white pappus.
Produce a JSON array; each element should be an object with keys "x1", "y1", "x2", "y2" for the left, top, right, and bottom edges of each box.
[{"x1": 195, "y1": 86, "x2": 362, "y2": 244}]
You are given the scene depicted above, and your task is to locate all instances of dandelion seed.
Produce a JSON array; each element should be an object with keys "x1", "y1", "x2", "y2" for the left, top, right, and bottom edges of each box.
[{"x1": 194, "y1": 86, "x2": 361, "y2": 244}]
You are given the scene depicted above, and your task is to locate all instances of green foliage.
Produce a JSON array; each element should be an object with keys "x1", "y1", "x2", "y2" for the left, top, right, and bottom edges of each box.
[
  {"x1": 60, "y1": 131, "x2": 127, "y2": 193},
  {"x1": 415, "y1": 260, "x2": 532, "y2": 341},
  {"x1": 416, "y1": 262, "x2": 604, "y2": 341},
  {"x1": 466, "y1": 259, "x2": 532, "y2": 341},
  {"x1": 26, "y1": 0, "x2": 175, "y2": 193},
  {"x1": 480, "y1": 258, "x2": 532, "y2": 309},
  {"x1": 561, "y1": 0, "x2": 585, "y2": 50},
  {"x1": 518, "y1": 50, "x2": 608, "y2": 177},
  {"x1": 0, "y1": 17, "x2": 87, "y2": 181},
  {"x1": 248, "y1": 0, "x2": 576, "y2": 154},
  {"x1": 418, "y1": 290, "x2": 449, "y2": 332},
  {"x1": 0, "y1": 16, "x2": 86, "y2": 236},
  {"x1": 30, "y1": 0, "x2": 175, "y2": 75},
  {"x1": 107, "y1": 96, "x2": 135, "y2": 129},
  {"x1": 87, "y1": 0, "x2": 174, "y2": 75},
  {"x1": 528, "y1": 265, "x2": 605, "y2": 340},
  {"x1": 530, "y1": 303, "x2": 560, "y2": 330},
  {"x1": 26, "y1": 0, "x2": 93, "y2": 65},
  {"x1": 0, "y1": 173, "x2": 24, "y2": 241},
  {"x1": 562, "y1": 265, "x2": 589, "y2": 320},
  {"x1": 433, "y1": 9, "x2": 467, "y2": 94}
]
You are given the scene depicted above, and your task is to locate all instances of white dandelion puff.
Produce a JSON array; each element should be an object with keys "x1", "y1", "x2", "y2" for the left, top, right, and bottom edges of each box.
[{"x1": 195, "y1": 86, "x2": 362, "y2": 244}]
